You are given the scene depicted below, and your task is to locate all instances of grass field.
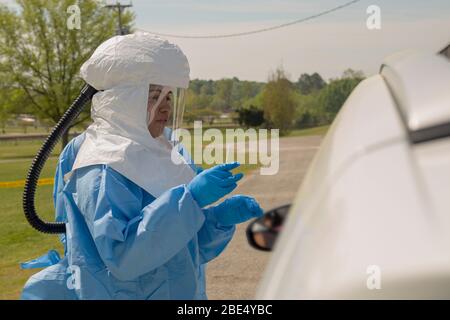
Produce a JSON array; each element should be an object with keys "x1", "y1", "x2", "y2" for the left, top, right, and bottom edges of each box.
[
  {"x1": 287, "y1": 125, "x2": 330, "y2": 137},
  {"x1": 0, "y1": 140, "x2": 62, "y2": 161},
  {"x1": 0, "y1": 158, "x2": 62, "y2": 299},
  {"x1": 0, "y1": 125, "x2": 328, "y2": 299}
]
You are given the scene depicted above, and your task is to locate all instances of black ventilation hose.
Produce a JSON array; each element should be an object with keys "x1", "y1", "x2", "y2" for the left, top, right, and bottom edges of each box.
[{"x1": 22, "y1": 84, "x2": 98, "y2": 234}]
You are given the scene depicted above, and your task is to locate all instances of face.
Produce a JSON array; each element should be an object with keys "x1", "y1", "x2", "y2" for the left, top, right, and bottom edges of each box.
[{"x1": 147, "y1": 85, "x2": 173, "y2": 138}]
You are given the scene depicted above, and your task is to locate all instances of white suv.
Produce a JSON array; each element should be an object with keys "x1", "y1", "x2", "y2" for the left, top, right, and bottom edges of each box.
[{"x1": 247, "y1": 49, "x2": 450, "y2": 299}]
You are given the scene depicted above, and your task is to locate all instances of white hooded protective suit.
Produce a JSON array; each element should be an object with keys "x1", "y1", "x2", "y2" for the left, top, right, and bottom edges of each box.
[
  {"x1": 21, "y1": 33, "x2": 236, "y2": 300},
  {"x1": 73, "y1": 32, "x2": 195, "y2": 197}
]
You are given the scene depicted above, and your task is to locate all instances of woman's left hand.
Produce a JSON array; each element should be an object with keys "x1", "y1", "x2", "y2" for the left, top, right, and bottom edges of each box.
[{"x1": 212, "y1": 195, "x2": 263, "y2": 226}]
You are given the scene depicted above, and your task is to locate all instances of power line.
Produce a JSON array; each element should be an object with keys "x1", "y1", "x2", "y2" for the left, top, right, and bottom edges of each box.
[
  {"x1": 136, "y1": 0, "x2": 362, "y2": 39},
  {"x1": 105, "y1": 1, "x2": 133, "y2": 35}
]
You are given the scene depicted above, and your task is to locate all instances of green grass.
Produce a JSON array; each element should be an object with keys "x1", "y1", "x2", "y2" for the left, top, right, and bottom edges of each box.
[
  {"x1": 0, "y1": 125, "x2": 327, "y2": 299},
  {"x1": 287, "y1": 125, "x2": 330, "y2": 137},
  {"x1": 0, "y1": 140, "x2": 61, "y2": 161},
  {"x1": 0, "y1": 157, "x2": 61, "y2": 299},
  {"x1": 0, "y1": 158, "x2": 58, "y2": 182},
  {"x1": 0, "y1": 185, "x2": 64, "y2": 299}
]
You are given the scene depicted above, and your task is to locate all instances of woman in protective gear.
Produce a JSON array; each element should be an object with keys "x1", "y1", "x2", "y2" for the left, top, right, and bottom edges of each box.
[{"x1": 21, "y1": 33, "x2": 263, "y2": 300}]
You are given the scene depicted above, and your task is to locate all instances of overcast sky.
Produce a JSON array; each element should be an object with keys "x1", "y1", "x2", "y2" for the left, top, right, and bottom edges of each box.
[{"x1": 2, "y1": 0, "x2": 450, "y2": 82}]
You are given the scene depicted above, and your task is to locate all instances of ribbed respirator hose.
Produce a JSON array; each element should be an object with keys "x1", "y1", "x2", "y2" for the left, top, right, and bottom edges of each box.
[{"x1": 22, "y1": 84, "x2": 98, "y2": 234}]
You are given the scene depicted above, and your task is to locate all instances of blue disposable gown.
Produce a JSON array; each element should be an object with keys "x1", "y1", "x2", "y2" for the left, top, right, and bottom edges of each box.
[{"x1": 21, "y1": 133, "x2": 235, "y2": 299}]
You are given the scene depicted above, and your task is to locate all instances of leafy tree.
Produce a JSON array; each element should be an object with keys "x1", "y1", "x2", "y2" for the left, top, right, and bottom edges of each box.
[
  {"x1": 186, "y1": 91, "x2": 213, "y2": 110},
  {"x1": 294, "y1": 92, "x2": 325, "y2": 129},
  {"x1": 0, "y1": 87, "x2": 26, "y2": 133},
  {"x1": 210, "y1": 95, "x2": 227, "y2": 111},
  {"x1": 189, "y1": 80, "x2": 203, "y2": 95},
  {"x1": 235, "y1": 105, "x2": 264, "y2": 128},
  {"x1": 242, "y1": 91, "x2": 264, "y2": 109},
  {"x1": 186, "y1": 78, "x2": 264, "y2": 114},
  {"x1": 318, "y1": 77, "x2": 362, "y2": 121},
  {"x1": 200, "y1": 80, "x2": 215, "y2": 96},
  {"x1": 341, "y1": 68, "x2": 365, "y2": 80},
  {"x1": 216, "y1": 79, "x2": 234, "y2": 112},
  {"x1": 262, "y1": 66, "x2": 297, "y2": 135},
  {"x1": 0, "y1": 67, "x2": 28, "y2": 132},
  {"x1": 295, "y1": 72, "x2": 326, "y2": 95},
  {"x1": 230, "y1": 80, "x2": 263, "y2": 109},
  {"x1": 0, "y1": 0, "x2": 134, "y2": 148}
]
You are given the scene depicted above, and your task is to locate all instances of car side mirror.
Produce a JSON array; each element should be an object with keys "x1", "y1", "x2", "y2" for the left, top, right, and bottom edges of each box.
[{"x1": 246, "y1": 204, "x2": 291, "y2": 251}]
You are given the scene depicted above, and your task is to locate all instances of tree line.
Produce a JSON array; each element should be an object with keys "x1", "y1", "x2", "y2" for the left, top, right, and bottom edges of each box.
[
  {"x1": 187, "y1": 68, "x2": 364, "y2": 135},
  {"x1": 0, "y1": 0, "x2": 364, "y2": 148}
]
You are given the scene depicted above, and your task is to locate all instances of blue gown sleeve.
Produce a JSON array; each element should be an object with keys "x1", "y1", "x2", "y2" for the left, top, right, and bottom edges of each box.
[
  {"x1": 160, "y1": 129, "x2": 235, "y2": 264},
  {"x1": 71, "y1": 165, "x2": 206, "y2": 281},
  {"x1": 51, "y1": 133, "x2": 86, "y2": 251},
  {"x1": 197, "y1": 207, "x2": 236, "y2": 264},
  {"x1": 53, "y1": 132, "x2": 86, "y2": 223},
  {"x1": 174, "y1": 139, "x2": 235, "y2": 264}
]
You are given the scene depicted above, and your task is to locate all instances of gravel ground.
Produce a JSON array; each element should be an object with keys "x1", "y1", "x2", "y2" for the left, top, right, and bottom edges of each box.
[{"x1": 206, "y1": 135, "x2": 323, "y2": 299}]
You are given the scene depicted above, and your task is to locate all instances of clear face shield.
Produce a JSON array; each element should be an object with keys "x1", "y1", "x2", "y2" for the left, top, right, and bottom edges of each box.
[{"x1": 147, "y1": 84, "x2": 186, "y2": 145}]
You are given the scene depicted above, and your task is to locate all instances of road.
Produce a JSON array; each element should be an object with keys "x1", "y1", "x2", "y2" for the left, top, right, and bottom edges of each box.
[{"x1": 206, "y1": 135, "x2": 323, "y2": 299}]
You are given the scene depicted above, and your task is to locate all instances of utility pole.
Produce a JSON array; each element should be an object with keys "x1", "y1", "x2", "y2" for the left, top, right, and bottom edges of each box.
[{"x1": 105, "y1": 1, "x2": 133, "y2": 35}]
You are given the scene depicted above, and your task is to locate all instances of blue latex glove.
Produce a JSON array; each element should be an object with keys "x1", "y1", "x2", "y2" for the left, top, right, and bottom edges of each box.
[
  {"x1": 188, "y1": 162, "x2": 243, "y2": 208},
  {"x1": 20, "y1": 250, "x2": 61, "y2": 270},
  {"x1": 212, "y1": 195, "x2": 263, "y2": 226}
]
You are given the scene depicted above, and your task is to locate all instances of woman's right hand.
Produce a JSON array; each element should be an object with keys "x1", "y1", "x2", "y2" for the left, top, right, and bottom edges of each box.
[{"x1": 187, "y1": 162, "x2": 243, "y2": 208}]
